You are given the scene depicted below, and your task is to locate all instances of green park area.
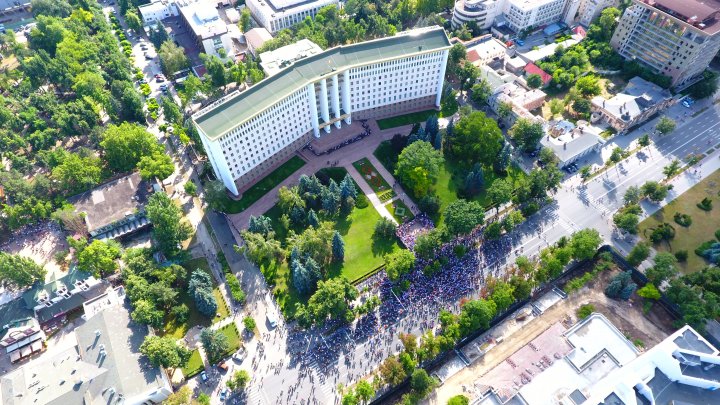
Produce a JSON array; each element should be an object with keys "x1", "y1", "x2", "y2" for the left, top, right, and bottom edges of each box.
[
  {"x1": 639, "y1": 169, "x2": 720, "y2": 273},
  {"x1": 377, "y1": 110, "x2": 439, "y2": 130},
  {"x1": 245, "y1": 168, "x2": 400, "y2": 318},
  {"x1": 181, "y1": 349, "x2": 204, "y2": 378},
  {"x1": 216, "y1": 156, "x2": 306, "y2": 214},
  {"x1": 218, "y1": 323, "x2": 242, "y2": 355},
  {"x1": 162, "y1": 257, "x2": 230, "y2": 339}
]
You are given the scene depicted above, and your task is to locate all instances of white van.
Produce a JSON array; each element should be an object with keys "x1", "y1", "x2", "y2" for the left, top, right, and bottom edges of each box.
[{"x1": 266, "y1": 312, "x2": 278, "y2": 329}]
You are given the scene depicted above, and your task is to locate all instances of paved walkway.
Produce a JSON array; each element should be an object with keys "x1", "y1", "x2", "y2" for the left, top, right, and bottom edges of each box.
[
  {"x1": 228, "y1": 120, "x2": 416, "y2": 230},
  {"x1": 345, "y1": 163, "x2": 396, "y2": 223},
  {"x1": 365, "y1": 153, "x2": 421, "y2": 216}
]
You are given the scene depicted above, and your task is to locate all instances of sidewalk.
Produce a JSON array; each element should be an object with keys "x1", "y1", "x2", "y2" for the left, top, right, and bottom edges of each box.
[
  {"x1": 365, "y1": 153, "x2": 420, "y2": 216},
  {"x1": 345, "y1": 164, "x2": 396, "y2": 223}
]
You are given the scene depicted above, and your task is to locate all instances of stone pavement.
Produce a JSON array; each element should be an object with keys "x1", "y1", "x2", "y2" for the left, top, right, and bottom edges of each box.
[
  {"x1": 366, "y1": 153, "x2": 421, "y2": 216},
  {"x1": 345, "y1": 163, "x2": 397, "y2": 223}
]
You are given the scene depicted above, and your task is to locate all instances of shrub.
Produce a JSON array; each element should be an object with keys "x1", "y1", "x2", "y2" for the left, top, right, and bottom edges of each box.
[
  {"x1": 674, "y1": 250, "x2": 688, "y2": 262},
  {"x1": 715, "y1": 229, "x2": 720, "y2": 241},
  {"x1": 577, "y1": 304, "x2": 595, "y2": 319},
  {"x1": 697, "y1": 197, "x2": 713, "y2": 211},
  {"x1": 605, "y1": 270, "x2": 634, "y2": 300},
  {"x1": 226, "y1": 275, "x2": 246, "y2": 304},
  {"x1": 633, "y1": 338, "x2": 645, "y2": 348},
  {"x1": 627, "y1": 242, "x2": 650, "y2": 267},
  {"x1": 695, "y1": 240, "x2": 717, "y2": 257},
  {"x1": 355, "y1": 194, "x2": 369, "y2": 208},
  {"x1": 521, "y1": 202, "x2": 540, "y2": 217},
  {"x1": 243, "y1": 316, "x2": 256, "y2": 331},
  {"x1": 649, "y1": 223, "x2": 675, "y2": 243},
  {"x1": 673, "y1": 212, "x2": 692, "y2": 227}
]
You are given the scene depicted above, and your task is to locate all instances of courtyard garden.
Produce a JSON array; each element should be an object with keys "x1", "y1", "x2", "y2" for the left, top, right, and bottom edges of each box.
[
  {"x1": 639, "y1": 169, "x2": 720, "y2": 273},
  {"x1": 352, "y1": 158, "x2": 394, "y2": 202},
  {"x1": 241, "y1": 168, "x2": 401, "y2": 319},
  {"x1": 181, "y1": 349, "x2": 204, "y2": 378}
]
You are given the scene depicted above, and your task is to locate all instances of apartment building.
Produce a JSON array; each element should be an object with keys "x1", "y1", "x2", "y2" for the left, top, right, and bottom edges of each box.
[
  {"x1": 192, "y1": 27, "x2": 451, "y2": 195},
  {"x1": 246, "y1": 0, "x2": 339, "y2": 33},
  {"x1": 575, "y1": 0, "x2": 617, "y2": 26},
  {"x1": 451, "y1": 0, "x2": 506, "y2": 29},
  {"x1": 611, "y1": 0, "x2": 720, "y2": 88}
]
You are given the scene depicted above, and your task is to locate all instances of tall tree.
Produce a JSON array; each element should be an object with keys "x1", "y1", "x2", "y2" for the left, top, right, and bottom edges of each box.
[
  {"x1": 509, "y1": 118, "x2": 544, "y2": 152},
  {"x1": 332, "y1": 231, "x2": 345, "y2": 262},
  {"x1": 158, "y1": 41, "x2": 189, "y2": 76},
  {"x1": 200, "y1": 328, "x2": 229, "y2": 363},
  {"x1": 0, "y1": 253, "x2": 46, "y2": 290},
  {"x1": 77, "y1": 239, "x2": 121, "y2": 278},
  {"x1": 140, "y1": 335, "x2": 191, "y2": 368},
  {"x1": 446, "y1": 111, "x2": 503, "y2": 165},
  {"x1": 101, "y1": 122, "x2": 163, "y2": 173},
  {"x1": 444, "y1": 199, "x2": 485, "y2": 235},
  {"x1": 145, "y1": 192, "x2": 192, "y2": 256},
  {"x1": 394, "y1": 141, "x2": 444, "y2": 198}
]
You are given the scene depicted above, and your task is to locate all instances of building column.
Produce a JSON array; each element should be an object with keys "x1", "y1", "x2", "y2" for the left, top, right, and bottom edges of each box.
[
  {"x1": 319, "y1": 78, "x2": 330, "y2": 134},
  {"x1": 342, "y1": 70, "x2": 352, "y2": 124},
  {"x1": 436, "y1": 50, "x2": 449, "y2": 108},
  {"x1": 306, "y1": 83, "x2": 320, "y2": 138},
  {"x1": 331, "y1": 74, "x2": 341, "y2": 129}
]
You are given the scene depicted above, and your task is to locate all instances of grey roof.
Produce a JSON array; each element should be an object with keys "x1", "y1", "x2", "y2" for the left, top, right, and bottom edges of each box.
[
  {"x1": 0, "y1": 302, "x2": 168, "y2": 405},
  {"x1": 674, "y1": 328, "x2": 715, "y2": 354},
  {"x1": 541, "y1": 131, "x2": 605, "y2": 164},
  {"x1": 647, "y1": 367, "x2": 720, "y2": 404},
  {"x1": 591, "y1": 77, "x2": 671, "y2": 124},
  {"x1": 193, "y1": 27, "x2": 451, "y2": 140}
]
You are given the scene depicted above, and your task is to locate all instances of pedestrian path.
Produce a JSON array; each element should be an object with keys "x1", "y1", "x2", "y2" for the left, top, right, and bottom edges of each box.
[
  {"x1": 345, "y1": 163, "x2": 397, "y2": 223},
  {"x1": 245, "y1": 384, "x2": 268, "y2": 404},
  {"x1": 365, "y1": 153, "x2": 420, "y2": 216}
]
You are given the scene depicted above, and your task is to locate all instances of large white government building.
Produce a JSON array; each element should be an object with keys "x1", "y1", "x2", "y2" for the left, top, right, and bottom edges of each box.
[
  {"x1": 246, "y1": 0, "x2": 339, "y2": 33},
  {"x1": 193, "y1": 27, "x2": 451, "y2": 196}
]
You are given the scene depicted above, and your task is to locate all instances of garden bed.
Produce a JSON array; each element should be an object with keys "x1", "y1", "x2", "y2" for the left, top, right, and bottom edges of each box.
[{"x1": 352, "y1": 158, "x2": 392, "y2": 194}]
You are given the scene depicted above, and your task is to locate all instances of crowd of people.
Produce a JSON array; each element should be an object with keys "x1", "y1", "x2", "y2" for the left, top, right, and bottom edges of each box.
[
  {"x1": 395, "y1": 214, "x2": 434, "y2": 249},
  {"x1": 305, "y1": 120, "x2": 372, "y2": 156}
]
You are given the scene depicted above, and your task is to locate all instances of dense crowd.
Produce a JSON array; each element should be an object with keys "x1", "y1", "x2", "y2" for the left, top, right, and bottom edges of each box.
[
  {"x1": 305, "y1": 120, "x2": 372, "y2": 156},
  {"x1": 395, "y1": 214, "x2": 434, "y2": 249}
]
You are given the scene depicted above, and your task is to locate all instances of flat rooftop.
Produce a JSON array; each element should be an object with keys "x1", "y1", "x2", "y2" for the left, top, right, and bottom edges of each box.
[
  {"x1": 193, "y1": 26, "x2": 451, "y2": 141},
  {"x1": 637, "y1": 0, "x2": 720, "y2": 35},
  {"x1": 68, "y1": 172, "x2": 152, "y2": 233},
  {"x1": 259, "y1": 38, "x2": 323, "y2": 76}
]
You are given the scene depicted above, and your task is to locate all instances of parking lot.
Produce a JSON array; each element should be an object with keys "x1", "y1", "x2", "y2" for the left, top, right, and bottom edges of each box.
[{"x1": 162, "y1": 16, "x2": 203, "y2": 66}]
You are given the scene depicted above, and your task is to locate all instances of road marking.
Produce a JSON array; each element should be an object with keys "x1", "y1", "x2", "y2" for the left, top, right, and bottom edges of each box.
[{"x1": 595, "y1": 120, "x2": 720, "y2": 201}]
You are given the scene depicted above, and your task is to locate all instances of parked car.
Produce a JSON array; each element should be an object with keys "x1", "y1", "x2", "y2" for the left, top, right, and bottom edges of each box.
[
  {"x1": 219, "y1": 388, "x2": 228, "y2": 401},
  {"x1": 233, "y1": 349, "x2": 245, "y2": 363},
  {"x1": 156, "y1": 76, "x2": 165, "y2": 83},
  {"x1": 200, "y1": 371, "x2": 208, "y2": 382},
  {"x1": 144, "y1": 53, "x2": 153, "y2": 60},
  {"x1": 515, "y1": 39, "x2": 525, "y2": 46}
]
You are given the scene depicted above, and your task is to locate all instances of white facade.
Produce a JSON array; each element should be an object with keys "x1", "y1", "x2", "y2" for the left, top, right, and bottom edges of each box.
[
  {"x1": 451, "y1": 0, "x2": 505, "y2": 30},
  {"x1": 138, "y1": 0, "x2": 180, "y2": 25},
  {"x1": 575, "y1": 0, "x2": 616, "y2": 26},
  {"x1": 504, "y1": 0, "x2": 569, "y2": 33},
  {"x1": 246, "y1": 0, "x2": 339, "y2": 33},
  {"x1": 194, "y1": 28, "x2": 450, "y2": 195}
]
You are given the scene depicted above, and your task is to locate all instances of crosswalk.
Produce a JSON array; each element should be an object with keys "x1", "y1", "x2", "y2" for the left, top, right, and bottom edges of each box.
[
  {"x1": 244, "y1": 385, "x2": 267, "y2": 404},
  {"x1": 305, "y1": 358, "x2": 337, "y2": 403}
]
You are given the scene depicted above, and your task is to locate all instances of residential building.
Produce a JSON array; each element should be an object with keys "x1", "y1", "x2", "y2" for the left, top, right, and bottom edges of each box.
[
  {"x1": 246, "y1": 0, "x2": 339, "y2": 34},
  {"x1": 524, "y1": 62, "x2": 552, "y2": 85},
  {"x1": 489, "y1": 81, "x2": 546, "y2": 123},
  {"x1": 575, "y1": 0, "x2": 617, "y2": 26},
  {"x1": 0, "y1": 289, "x2": 173, "y2": 405},
  {"x1": 68, "y1": 172, "x2": 157, "y2": 241},
  {"x1": 503, "y1": 0, "x2": 571, "y2": 33},
  {"x1": 466, "y1": 37, "x2": 508, "y2": 67},
  {"x1": 259, "y1": 38, "x2": 324, "y2": 76},
  {"x1": 451, "y1": 0, "x2": 505, "y2": 30},
  {"x1": 245, "y1": 27, "x2": 273, "y2": 57},
  {"x1": 590, "y1": 76, "x2": 675, "y2": 133},
  {"x1": 21, "y1": 268, "x2": 108, "y2": 329},
  {"x1": 192, "y1": 27, "x2": 451, "y2": 195},
  {"x1": 138, "y1": 0, "x2": 180, "y2": 25},
  {"x1": 541, "y1": 120, "x2": 605, "y2": 166},
  {"x1": 178, "y1": 0, "x2": 238, "y2": 58},
  {"x1": 0, "y1": 317, "x2": 46, "y2": 364},
  {"x1": 610, "y1": 0, "x2": 720, "y2": 88}
]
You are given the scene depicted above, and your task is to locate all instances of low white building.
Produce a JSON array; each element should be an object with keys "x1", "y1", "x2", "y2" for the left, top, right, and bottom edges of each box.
[
  {"x1": 138, "y1": 0, "x2": 180, "y2": 26},
  {"x1": 451, "y1": 0, "x2": 505, "y2": 30},
  {"x1": 503, "y1": 0, "x2": 571, "y2": 33},
  {"x1": 246, "y1": 0, "x2": 339, "y2": 34},
  {"x1": 540, "y1": 120, "x2": 605, "y2": 167},
  {"x1": 258, "y1": 38, "x2": 323, "y2": 76},
  {"x1": 466, "y1": 37, "x2": 507, "y2": 67},
  {"x1": 489, "y1": 81, "x2": 546, "y2": 124}
]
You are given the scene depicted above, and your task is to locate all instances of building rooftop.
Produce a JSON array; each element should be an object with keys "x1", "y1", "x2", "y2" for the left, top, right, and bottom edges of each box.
[
  {"x1": 637, "y1": 0, "x2": 720, "y2": 35},
  {"x1": 0, "y1": 299, "x2": 170, "y2": 405},
  {"x1": 245, "y1": 27, "x2": 273, "y2": 51},
  {"x1": 466, "y1": 38, "x2": 507, "y2": 66},
  {"x1": 179, "y1": 0, "x2": 228, "y2": 40},
  {"x1": 68, "y1": 172, "x2": 154, "y2": 238},
  {"x1": 591, "y1": 76, "x2": 672, "y2": 124},
  {"x1": 524, "y1": 62, "x2": 552, "y2": 85},
  {"x1": 193, "y1": 26, "x2": 451, "y2": 140},
  {"x1": 541, "y1": 120, "x2": 605, "y2": 165},
  {"x1": 259, "y1": 38, "x2": 324, "y2": 76}
]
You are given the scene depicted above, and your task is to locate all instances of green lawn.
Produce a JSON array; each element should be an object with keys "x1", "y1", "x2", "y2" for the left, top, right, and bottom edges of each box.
[
  {"x1": 638, "y1": 169, "x2": 720, "y2": 274},
  {"x1": 387, "y1": 199, "x2": 414, "y2": 223},
  {"x1": 218, "y1": 323, "x2": 242, "y2": 355},
  {"x1": 162, "y1": 258, "x2": 230, "y2": 338},
  {"x1": 181, "y1": 349, "x2": 204, "y2": 378},
  {"x1": 217, "y1": 156, "x2": 306, "y2": 214},
  {"x1": 262, "y1": 168, "x2": 400, "y2": 318},
  {"x1": 376, "y1": 110, "x2": 438, "y2": 130}
]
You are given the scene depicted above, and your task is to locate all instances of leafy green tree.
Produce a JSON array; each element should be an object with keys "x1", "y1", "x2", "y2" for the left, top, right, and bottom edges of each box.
[
  {"x1": 73, "y1": 71, "x2": 107, "y2": 104},
  {"x1": 470, "y1": 79, "x2": 492, "y2": 105},
  {"x1": 572, "y1": 98, "x2": 591, "y2": 116},
  {"x1": 139, "y1": 335, "x2": 191, "y2": 368},
  {"x1": 138, "y1": 152, "x2": 175, "y2": 180},
  {"x1": 410, "y1": 369, "x2": 435, "y2": 397},
  {"x1": 646, "y1": 252, "x2": 679, "y2": 286},
  {"x1": 688, "y1": 70, "x2": 719, "y2": 99},
  {"x1": 549, "y1": 98, "x2": 564, "y2": 118},
  {"x1": 458, "y1": 298, "x2": 497, "y2": 336},
  {"x1": 240, "y1": 231, "x2": 284, "y2": 264},
  {"x1": 164, "y1": 386, "x2": 193, "y2": 405},
  {"x1": 444, "y1": 199, "x2": 485, "y2": 235},
  {"x1": 613, "y1": 210, "x2": 640, "y2": 234},
  {"x1": 52, "y1": 153, "x2": 102, "y2": 195},
  {"x1": 497, "y1": 101, "x2": 513, "y2": 120},
  {"x1": 487, "y1": 178, "x2": 513, "y2": 209},
  {"x1": 77, "y1": 239, "x2": 121, "y2": 278},
  {"x1": 458, "y1": 61, "x2": 479, "y2": 94},
  {"x1": 189, "y1": 269, "x2": 217, "y2": 317},
  {"x1": 131, "y1": 299, "x2": 164, "y2": 327},
  {"x1": 161, "y1": 96, "x2": 182, "y2": 124},
  {"x1": 638, "y1": 134, "x2": 651, "y2": 148},
  {"x1": 491, "y1": 281, "x2": 515, "y2": 312},
  {"x1": 374, "y1": 217, "x2": 397, "y2": 239},
  {"x1": 379, "y1": 356, "x2": 406, "y2": 386},
  {"x1": 355, "y1": 379, "x2": 375, "y2": 403},
  {"x1": 637, "y1": 283, "x2": 661, "y2": 300},
  {"x1": 243, "y1": 316, "x2": 256, "y2": 331},
  {"x1": 626, "y1": 242, "x2": 650, "y2": 267},
  {"x1": 146, "y1": 192, "x2": 192, "y2": 256},
  {"x1": 239, "y1": 8, "x2": 252, "y2": 32},
  {"x1": 446, "y1": 111, "x2": 503, "y2": 165},
  {"x1": 448, "y1": 395, "x2": 470, "y2": 405},
  {"x1": 158, "y1": 41, "x2": 189, "y2": 76},
  {"x1": 226, "y1": 370, "x2": 250, "y2": 391},
  {"x1": 184, "y1": 181, "x2": 198, "y2": 196},
  {"x1": 31, "y1": 0, "x2": 73, "y2": 18},
  {"x1": 656, "y1": 116, "x2": 676, "y2": 135},
  {"x1": 509, "y1": 118, "x2": 544, "y2": 152},
  {"x1": 384, "y1": 249, "x2": 416, "y2": 281},
  {"x1": 663, "y1": 159, "x2": 682, "y2": 179},
  {"x1": 394, "y1": 141, "x2": 444, "y2": 198},
  {"x1": 125, "y1": 10, "x2": 142, "y2": 33},
  {"x1": 641, "y1": 181, "x2": 670, "y2": 203},
  {"x1": 101, "y1": 122, "x2": 163, "y2": 172},
  {"x1": 0, "y1": 253, "x2": 46, "y2": 290},
  {"x1": 526, "y1": 74, "x2": 543, "y2": 89},
  {"x1": 200, "y1": 328, "x2": 229, "y2": 363},
  {"x1": 414, "y1": 229, "x2": 444, "y2": 260},
  {"x1": 624, "y1": 186, "x2": 642, "y2": 205},
  {"x1": 300, "y1": 277, "x2": 358, "y2": 326},
  {"x1": 574, "y1": 75, "x2": 601, "y2": 96},
  {"x1": 569, "y1": 229, "x2": 602, "y2": 260}
]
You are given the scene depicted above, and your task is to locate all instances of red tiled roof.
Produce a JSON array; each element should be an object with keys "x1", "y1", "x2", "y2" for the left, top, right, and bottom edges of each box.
[
  {"x1": 573, "y1": 25, "x2": 587, "y2": 38},
  {"x1": 467, "y1": 49, "x2": 481, "y2": 63},
  {"x1": 524, "y1": 63, "x2": 552, "y2": 85}
]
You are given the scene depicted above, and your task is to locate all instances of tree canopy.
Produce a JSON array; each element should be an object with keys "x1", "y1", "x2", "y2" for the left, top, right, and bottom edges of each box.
[
  {"x1": 444, "y1": 199, "x2": 485, "y2": 235},
  {"x1": 446, "y1": 111, "x2": 503, "y2": 165},
  {"x1": 395, "y1": 141, "x2": 444, "y2": 198},
  {"x1": 139, "y1": 335, "x2": 191, "y2": 369},
  {"x1": 146, "y1": 192, "x2": 192, "y2": 256}
]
